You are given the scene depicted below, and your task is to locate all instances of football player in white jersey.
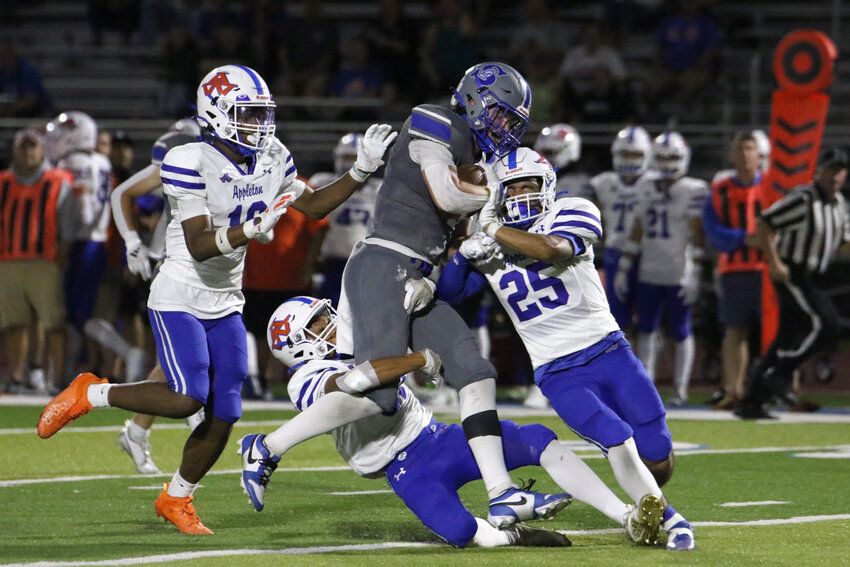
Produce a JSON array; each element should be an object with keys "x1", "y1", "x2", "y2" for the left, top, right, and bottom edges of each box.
[
  {"x1": 437, "y1": 148, "x2": 694, "y2": 551},
  {"x1": 237, "y1": 295, "x2": 664, "y2": 549},
  {"x1": 91, "y1": 117, "x2": 204, "y2": 475},
  {"x1": 44, "y1": 111, "x2": 113, "y2": 334},
  {"x1": 38, "y1": 64, "x2": 397, "y2": 535},
  {"x1": 615, "y1": 132, "x2": 709, "y2": 406},
  {"x1": 580, "y1": 126, "x2": 654, "y2": 330},
  {"x1": 309, "y1": 132, "x2": 381, "y2": 307},
  {"x1": 533, "y1": 123, "x2": 588, "y2": 199}
]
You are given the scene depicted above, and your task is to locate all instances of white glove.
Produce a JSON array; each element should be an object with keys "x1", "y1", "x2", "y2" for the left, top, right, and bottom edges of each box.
[
  {"x1": 459, "y1": 231, "x2": 501, "y2": 262},
  {"x1": 355, "y1": 123, "x2": 398, "y2": 173},
  {"x1": 403, "y1": 277, "x2": 436, "y2": 314},
  {"x1": 477, "y1": 178, "x2": 502, "y2": 238},
  {"x1": 254, "y1": 228, "x2": 274, "y2": 244},
  {"x1": 243, "y1": 192, "x2": 295, "y2": 240},
  {"x1": 420, "y1": 348, "x2": 443, "y2": 388},
  {"x1": 614, "y1": 256, "x2": 633, "y2": 302},
  {"x1": 124, "y1": 232, "x2": 152, "y2": 280},
  {"x1": 678, "y1": 264, "x2": 702, "y2": 306}
]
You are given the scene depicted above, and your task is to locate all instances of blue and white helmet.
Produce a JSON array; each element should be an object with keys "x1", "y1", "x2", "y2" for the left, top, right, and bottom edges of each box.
[
  {"x1": 267, "y1": 296, "x2": 338, "y2": 368},
  {"x1": 611, "y1": 125, "x2": 651, "y2": 178},
  {"x1": 492, "y1": 147, "x2": 557, "y2": 228},
  {"x1": 534, "y1": 123, "x2": 581, "y2": 169},
  {"x1": 652, "y1": 131, "x2": 691, "y2": 179},
  {"x1": 333, "y1": 132, "x2": 363, "y2": 175},
  {"x1": 451, "y1": 62, "x2": 532, "y2": 158},
  {"x1": 752, "y1": 128, "x2": 771, "y2": 172},
  {"x1": 44, "y1": 111, "x2": 98, "y2": 164},
  {"x1": 196, "y1": 64, "x2": 275, "y2": 156}
]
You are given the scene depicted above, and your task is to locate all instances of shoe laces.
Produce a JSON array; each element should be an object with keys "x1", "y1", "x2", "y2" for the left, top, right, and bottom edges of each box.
[
  {"x1": 516, "y1": 478, "x2": 537, "y2": 492},
  {"x1": 257, "y1": 457, "x2": 279, "y2": 488}
]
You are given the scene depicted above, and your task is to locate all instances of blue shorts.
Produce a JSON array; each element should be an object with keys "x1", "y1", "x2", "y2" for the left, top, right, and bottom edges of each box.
[
  {"x1": 634, "y1": 282, "x2": 692, "y2": 341},
  {"x1": 603, "y1": 248, "x2": 638, "y2": 328},
  {"x1": 385, "y1": 420, "x2": 556, "y2": 547},
  {"x1": 536, "y1": 337, "x2": 672, "y2": 462},
  {"x1": 64, "y1": 240, "x2": 107, "y2": 330},
  {"x1": 148, "y1": 309, "x2": 248, "y2": 423},
  {"x1": 718, "y1": 271, "x2": 763, "y2": 328}
]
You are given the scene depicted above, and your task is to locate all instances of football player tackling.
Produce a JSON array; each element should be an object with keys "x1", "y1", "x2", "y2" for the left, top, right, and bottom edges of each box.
[
  {"x1": 240, "y1": 295, "x2": 663, "y2": 548},
  {"x1": 437, "y1": 147, "x2": 695, "y2": 551},
  {"x1": 37, "y1": 64, "x2": 396, "y2": 534}
]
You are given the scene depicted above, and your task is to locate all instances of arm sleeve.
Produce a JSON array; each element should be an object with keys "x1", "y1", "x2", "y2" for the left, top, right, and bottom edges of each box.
[
  {"x1": 436, "y1": 252, "x2": 489, "y2": 305},
  {"x1": 701, "y1": 197, "x2": 745, "y2": 252}
]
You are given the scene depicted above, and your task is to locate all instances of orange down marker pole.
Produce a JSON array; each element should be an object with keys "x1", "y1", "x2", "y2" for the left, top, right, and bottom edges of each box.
[{"x1": 765, "y1": 30, "x2": 837, "y2": 206}]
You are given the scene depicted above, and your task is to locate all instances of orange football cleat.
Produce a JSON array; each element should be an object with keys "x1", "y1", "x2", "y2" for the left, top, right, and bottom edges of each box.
[
  {"x1": 154, "y1": 483, "x2": 214, "y2": 535},
  {"x1": 37, "y1": 373, "x2": 108, "y2": 439}
]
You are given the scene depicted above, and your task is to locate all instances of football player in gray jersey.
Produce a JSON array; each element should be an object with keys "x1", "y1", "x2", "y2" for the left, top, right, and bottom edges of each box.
[{"x1": 248, "y1": 62, "x2": 560, "y2": 527}]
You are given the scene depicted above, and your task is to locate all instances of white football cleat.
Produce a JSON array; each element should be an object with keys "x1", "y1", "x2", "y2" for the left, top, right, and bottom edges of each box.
[
  {"x1": 624, "y1": 494, "x2": 665, "y2": 545},
  {"x1": 116, "y1": 420, "x2": 160, "y2": 474}
]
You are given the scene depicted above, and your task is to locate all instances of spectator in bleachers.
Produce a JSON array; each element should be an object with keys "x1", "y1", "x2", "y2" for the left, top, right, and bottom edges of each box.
[
  {"x1": 559, "y1": 65, "x2": 637, "y2": 124},
  {"x1": 420, "y1": 0, "x2": 485, "y2": 99},
  {"x1": 154, "y1": 24, "x2": 201, "y2": 118},
  {"x1": 0, "y1": 39, "x2": 51, "y2": 118},
  {"x1": 522, "y1": 54, "x2": 562, "y2": 125},
  {"x1": 506, "y1": 0, "x2": 570, "y2": 64},
  {"x1": 272, "y1": 1, "x2": 339, "y2": 97},
  {"x1": 645, "y1": 0, "x2": 721, "y2": 109},
  {"x1": 558, "y1": 22, "x2": 627, "y2": 100},
  {"x1": 362, "y1": 0, "x2": 421, "y2": 105},
  {"x1": 0, "y1": 128, "x2": 77, "y2": 393},
  {"x1": 87, "y1": 0, "x2": 140, "y2": 46},
  {"x1": 328, "y1": 35, "x2": 386, "y2": 119},
  {"x1": 96, "y1": 129, "x2": 111, "y2": 157}
]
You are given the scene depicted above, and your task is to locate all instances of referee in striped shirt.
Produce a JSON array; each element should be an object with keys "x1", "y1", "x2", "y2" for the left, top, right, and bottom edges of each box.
[{"x1": 735, "y1": 147, "x2": 850, "y2": 419}]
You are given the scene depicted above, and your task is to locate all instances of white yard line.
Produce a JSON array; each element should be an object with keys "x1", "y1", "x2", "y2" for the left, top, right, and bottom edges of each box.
[
  {"x1": 2, "y1": 515, "x2": 849, "y2": 567},
  {"x1": 720, "y1": 501, "x2": 791, "y2": 507}
]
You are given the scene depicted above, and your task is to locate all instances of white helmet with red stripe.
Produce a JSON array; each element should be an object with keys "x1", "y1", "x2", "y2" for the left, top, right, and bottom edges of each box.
[
  {"x1": 196, "y1": 64, "x2": 276, "y2": 156},
  {"x1": 44, "y1": 111, "x2": 97, "y2": 164},
  {"x1": 534, "y1": 123, "x2": 581, "y2": 169},
  {"x1": 267, "y1": 296, "x2": 338, "y2": 368}
]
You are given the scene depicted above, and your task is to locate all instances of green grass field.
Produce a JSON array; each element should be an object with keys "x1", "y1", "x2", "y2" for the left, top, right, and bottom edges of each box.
[{"x1": 1, "y1": 398, "x2": 849, "y2": 567}]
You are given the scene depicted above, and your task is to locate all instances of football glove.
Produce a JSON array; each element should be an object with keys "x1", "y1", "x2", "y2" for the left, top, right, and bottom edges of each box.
[
  {"x1": 354, "y1": 123, "x2": 398, "y2": 174},
  {"x1": 678, "y1": 263, "x2": 702, "y2": 306},
  {"x1": 403, "y1": 277, "x2": 436, "y2": 314},
  {"x1": 478, "y1": 175, "x2": 502, "y2": 238},
  {"x1": 124, "y1": 232, "x2": 152, "y2": 280},
  {"x1": 614, "y1": 256, "x2": 633, "y2": 302},
  {"x1": 420, "y1": 348, "x2": 443, "y2": 388},
  {"x1": 243, "y1": 192, "x2": 295, "y2": 240},
  {"x1": 459, "y1": 231, "x2": 502, "y2": 262}
]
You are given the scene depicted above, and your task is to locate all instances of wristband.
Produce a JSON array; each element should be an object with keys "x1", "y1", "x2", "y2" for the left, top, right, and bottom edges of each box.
[
  {"x1": 618, "y1": 255, "x2": 634, "y2": 272},
  {"x1": 348, "y1": 166, "x2": 370, "y2": 183},
  {"x1": 483, "y1": 222, "x2": 500, "y2": 238},
  {"x1": 215, "y1": 226, "x2": 234, "y2": 254}
]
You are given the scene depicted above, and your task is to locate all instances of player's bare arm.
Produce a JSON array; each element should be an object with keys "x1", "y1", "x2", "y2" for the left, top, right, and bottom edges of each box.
[
  {"x1": 413, "y1": 140, "x2": 488, "y2": 215},
  {"x1": 490, "y1": 227, "x2": 576, "y2": 263},
  {"x1": 323, "y1": 350, "x2": 442, "y2": 395},
  {"x1": 181, "y1": 214, "x2": 252, "y2": 262},
  {"x1": 112, "y1": 163, "x2": 161, "y2": 236},
  {"x1": 294, "y1": 123, "x2": 397, "y2": 218}
]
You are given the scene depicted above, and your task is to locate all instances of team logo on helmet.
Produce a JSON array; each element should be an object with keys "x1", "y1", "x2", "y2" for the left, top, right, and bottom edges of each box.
[
  {"x1": 269, "y1": 316, "x2": 292, "y2": 350},
  {"x1": 473, "y1": 64, "x2": 507, "y2": 86},
  {"x1": 202, "y1": 72, "x2": 237, "y2": 97}
]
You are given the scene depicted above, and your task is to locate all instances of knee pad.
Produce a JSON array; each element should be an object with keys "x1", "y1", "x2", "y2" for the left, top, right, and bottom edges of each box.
[{"x1": 632, "y1": 416, "x2": 673, "y2": 463}]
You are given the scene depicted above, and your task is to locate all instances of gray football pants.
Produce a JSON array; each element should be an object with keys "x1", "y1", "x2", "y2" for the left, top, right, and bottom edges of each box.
[{"x1": 338, "y1": 243, "x2": 496, "y2": 413}]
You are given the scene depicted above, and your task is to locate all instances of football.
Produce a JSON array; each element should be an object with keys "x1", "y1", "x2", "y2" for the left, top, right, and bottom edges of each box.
[{"x1": 457, "y1": 164, "x2": 487, "y2": 186}]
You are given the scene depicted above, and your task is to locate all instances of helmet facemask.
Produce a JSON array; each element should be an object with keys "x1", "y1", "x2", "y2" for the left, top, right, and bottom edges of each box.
[
  {"x1": 500, "y1": 176, "x2": 553, "y2": 228},
  {"x1": 474, "y1": 94, "x2": 529, "y2": 158},
  {"x1": 218, "y1": 100, "x2": 276, "y2": 156},
  {"x1": 268, "y1": 298, "x2": 338, "y2": 367}
]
